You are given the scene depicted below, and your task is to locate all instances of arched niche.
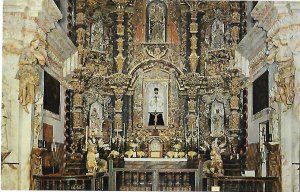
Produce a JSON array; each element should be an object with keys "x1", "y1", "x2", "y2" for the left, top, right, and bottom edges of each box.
[
  {"x1": 90, "y1": 17, "x2": 104, "y2": 52},
  {"x1": 210, "y1": 100, "x2": 225, "y2": 137},
  {"x1": 211, "y1": 17, "x2": 225, "y2": 49},
  {"x1": 146, "y1": 0, "x2": 167, "y2": 43},
  {"x1": 89, "y1": 102, "x2": 103, "y2": 138},
  {"x1": 130, "y1": 61, "x2": 181, "y2": 130}
]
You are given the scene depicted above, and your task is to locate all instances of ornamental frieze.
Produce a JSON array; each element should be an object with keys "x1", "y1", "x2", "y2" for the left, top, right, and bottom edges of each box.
[
  {"x1": 107, "y1": 73, "x2": 131, "y2": 88},
  {"x1": 130, "y1": 43, "x2": 183, "y2": 71}
]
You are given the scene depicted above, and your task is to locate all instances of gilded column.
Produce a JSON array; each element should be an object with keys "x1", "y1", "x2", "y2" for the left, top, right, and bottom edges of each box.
[
  {"x1": 113, "y1": 0, "x2": 128, "y2": 74},
  {"x1": 228, "y1": 69, "x2": 241, "y2": 151},
  {"x1": 187, "y1": 1, "x2": 200, "y2": 73},
  {"x1": 66, "y1": 0, "x2": 88, "y2": 172},
  {"x1": 108, "y1": 0, "x2": 129, "y2": 153},
  {"x1": 76, "y1": 0, "x2": 88, "y2": 66},
  {"x1": 69, "y1": 69, "x2": 85, "y2": 161}
]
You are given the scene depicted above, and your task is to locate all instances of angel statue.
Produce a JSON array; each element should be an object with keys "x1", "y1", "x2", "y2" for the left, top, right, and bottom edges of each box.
[{"x1": 16, "y1": 37, "x2": 47, "y2": 113}]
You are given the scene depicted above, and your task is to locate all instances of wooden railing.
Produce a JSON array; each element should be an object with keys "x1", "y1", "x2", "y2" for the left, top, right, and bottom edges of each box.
[
  {"x1": 203, "y1": 176, "x2": 278, "y2": 192},
  {"x1": 109, "y1": 168, "x2": 201, "y2": 191},
  {"x1": 108, "y1": 159, "x2": 279, "y2": 192},
  {"x1": 33, "y1": 173, "x2": 108, "y2": 190}
]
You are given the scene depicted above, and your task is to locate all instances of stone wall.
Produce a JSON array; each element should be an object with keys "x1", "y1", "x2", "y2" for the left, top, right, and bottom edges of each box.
[
  {"x1": 236, "y1": 2, "x2": 300, "y2": 191},
  {"x1": 2, "y1": 0, "x2": 77, "y2": 189}
]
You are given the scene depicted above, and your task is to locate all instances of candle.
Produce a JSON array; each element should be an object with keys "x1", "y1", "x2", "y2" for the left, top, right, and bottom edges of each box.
[
  {"x1": 192, "y1": 124, "x2": 194, "y2": 134},
  {"x1": 85, "y1": 126, "x2": 88, "y2": 151},
  {"x1": 123, "y1": 123, "x2": 126, "y2": 138},
  {"x1": 117, "y1": 123, "x2": 119, "y2": 138}
]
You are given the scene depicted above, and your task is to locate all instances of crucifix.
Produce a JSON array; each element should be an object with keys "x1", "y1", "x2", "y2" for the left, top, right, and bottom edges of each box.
[{"x1": 148, "y1": 87, "x2": 164, "y2": 126}]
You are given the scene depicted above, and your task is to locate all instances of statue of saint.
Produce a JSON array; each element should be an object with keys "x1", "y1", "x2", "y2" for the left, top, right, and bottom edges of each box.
[
  {"x1": 211, "y1": 103, "x2": 224, "y2": 137},
  {"x1": 211, "y1": 18, "x2": 224, "y2": 49},
  {"x1": 91, "y1": 19, "x2": 104, "y2": 51},
  {"x1": 149, "y1": 3, "x2": 165, "y2": 42},
  {"x1": 16, "y1": 38, "x2": 46, "y2": 113},
  {"x1": 90, "y1": 108, "x2": 102, "y2": 137},
  {"x1": 267, "y1": 35, "x2": 295, "y2": 111}
]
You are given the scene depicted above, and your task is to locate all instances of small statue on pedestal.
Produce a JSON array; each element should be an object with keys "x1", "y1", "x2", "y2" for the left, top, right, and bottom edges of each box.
[
  {"x1": 203, "y1": 139, "x2": 224, "y2": 176},
  {"x1": 86, "y1": 144, "x2": 98, "y2": 175}
]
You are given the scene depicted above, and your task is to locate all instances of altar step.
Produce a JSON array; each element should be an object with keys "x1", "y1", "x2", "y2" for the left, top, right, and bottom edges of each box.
[{"x1": 223, "y1": 159, "x2": 241, "y2": 176}]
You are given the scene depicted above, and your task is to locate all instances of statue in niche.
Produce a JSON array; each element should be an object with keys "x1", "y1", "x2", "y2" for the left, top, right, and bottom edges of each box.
[
  {"x1": 148, "y1": 2, "x2": 166, "y2": 42},
  {"x1": 91, "y1": 18, "x2": 104, "y2": 51},
  {"x1": 90, "y1": 108, "x2": 102, "y2": 137},
  {"x1": 203, "y1": 138, "x2": 224, "y2": 176},
  {"x1": 211, "y1": 17, "x2": 225, "y2": 49},
  {"x1": 211, "y1": 101, "x2": 224, "y2": 137},
  {"x1": 148, "y1": 87, "x2": 164, "y2": 126},
  {"x1": 16, "y1": 37, "x2": 46, "y2": 113},
  {"x1": 267, "y1": 35, "x2": 295, "y2": 111}
]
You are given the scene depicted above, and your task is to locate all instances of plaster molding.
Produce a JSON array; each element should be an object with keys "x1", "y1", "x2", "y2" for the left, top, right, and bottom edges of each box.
[
  {"x1": 36, "y1": 0, "x2": 62, "y2": 33},
  {"x1": 249, "y1": 46, "x2": 267, "y2": 74},
  {"x1": 236, "y1": 23, "x2": 266, "y2": 60},
  {"x1": 4, "y1": 0, "x2": 41, "y2": 16},
  {"x1": 4, "y1": 0, "x2": 61, "y2": 19},
  {"x1": 47, "y1": 23, "x2": 77, "y2": 61},
  {"x1": 251, "y1": 1, "x2": 277, "y2": 31},
  {"x1": 47, "y1": 23, "x2": 77, "y2": 79}
]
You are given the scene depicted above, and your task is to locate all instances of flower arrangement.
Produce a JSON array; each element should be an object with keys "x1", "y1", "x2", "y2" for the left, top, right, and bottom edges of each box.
[
  {"x1": 109, "y1": 150, "x2": 119, "y2": 158},
  {"x1": 188, "y1": 151, "x2": 197, "y2": 158},
  {"x1": 129, "y1": 142, "x2": 138, "y2": 149},
  {"x1": 167, "y1": 151, "x2": 175, "y2": 158},
  {"x1": 178, "y1": 151, "x2": 185, "y2": 158},
  {"x1": 137, "y1": 151, "x2": 145, "y2": 158},
  {"x1": 169, "y1": 137, "x2": 183, "y2": 152},
  {"x1": 125, "y1": 150, "x2": 134, "y2": 158},
  {"x1": 173, "y1": 144, "x2": 182, "y2": 151}
]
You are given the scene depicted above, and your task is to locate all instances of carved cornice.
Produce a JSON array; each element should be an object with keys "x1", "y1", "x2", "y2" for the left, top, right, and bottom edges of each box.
[
  {"x1": 206, "y1": 76, "x2": 225, "y2": 90},
  {"x1": 4, "y1": 0, "x2": 44, "y2": 17},
  {"x1": 88, "y1": 75, "x2": 108, "y2": 89},
  {"x1": 36, "y1": 0, "x2": 62, "y2": 33},
  {"x1": 180, "y1": 72, "x2": 206, "y2": 88},
  {"x1": 47, "y1": 23, "x2": 77, "y2": 61},
  {"x1": 108, "y1": 73, "x2": 131, "y2": 88},
  {"x1": 251, "y1": 2, "x2": 277, "y2": 32},
  {"x1": 249, "y1": 46, "x2": 267, "y2": 72},
  {"x1": 236, "y1": 23, "x2": 266, "y2": 60}
]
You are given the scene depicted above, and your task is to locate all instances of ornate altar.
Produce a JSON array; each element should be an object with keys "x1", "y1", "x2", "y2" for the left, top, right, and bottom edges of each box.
[{"x1": 64, "y1": 0, "x2": 247, "y2": 184}]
